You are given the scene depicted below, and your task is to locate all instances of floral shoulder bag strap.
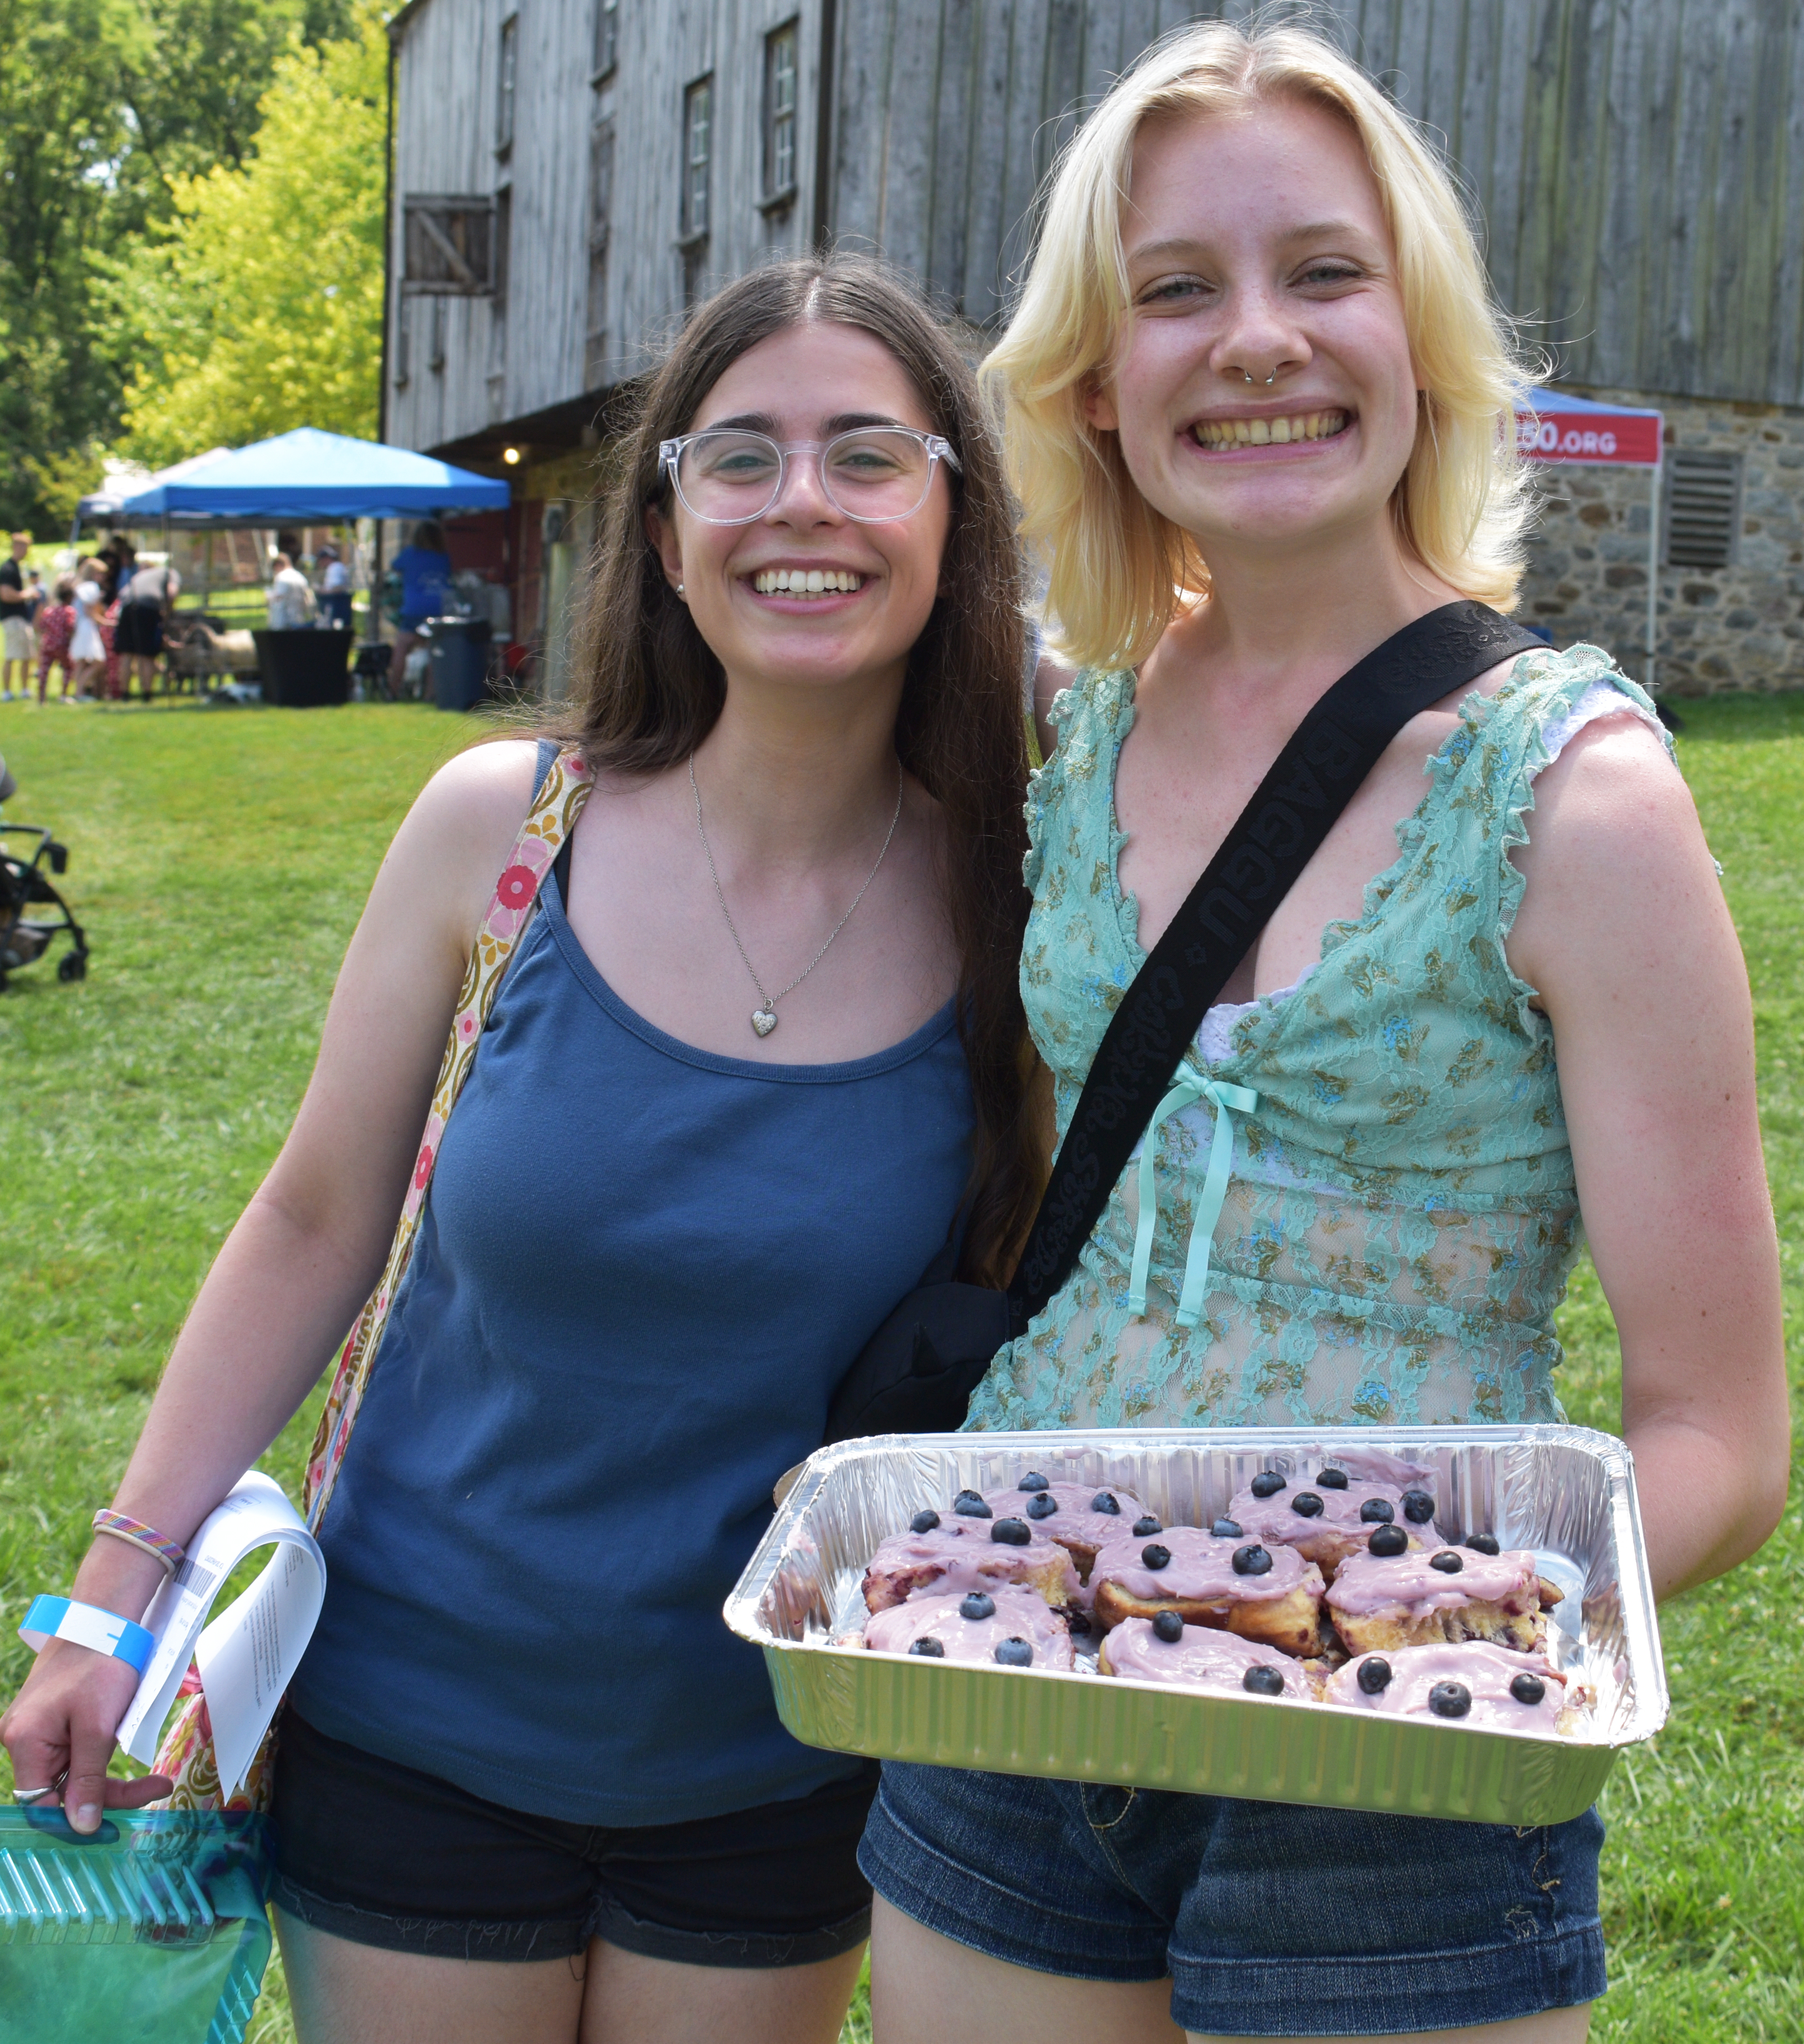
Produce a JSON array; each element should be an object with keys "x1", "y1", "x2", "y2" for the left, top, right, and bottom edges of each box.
[{"x1": 153, "y1": 744, "x2": 595, "y2": 1810}]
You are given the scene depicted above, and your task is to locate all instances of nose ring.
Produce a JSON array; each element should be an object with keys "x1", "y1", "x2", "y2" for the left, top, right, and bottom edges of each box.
[{"x1": 1243, "y1": 372, "x2": 1276, "y2": 386}]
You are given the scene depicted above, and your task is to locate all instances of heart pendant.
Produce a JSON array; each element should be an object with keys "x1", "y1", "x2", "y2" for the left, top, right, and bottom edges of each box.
[{"x1": 750, "y1": 1008, "x2": 778, "y2": 1038}]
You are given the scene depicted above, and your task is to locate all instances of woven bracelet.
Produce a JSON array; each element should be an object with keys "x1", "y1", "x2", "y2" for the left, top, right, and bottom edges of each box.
[{"x1": 91, "y1": 1508, "x2": 187, "y2": 1579}]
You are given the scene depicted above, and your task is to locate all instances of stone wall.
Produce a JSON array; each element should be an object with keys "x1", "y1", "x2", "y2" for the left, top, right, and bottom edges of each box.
[{"x1": 1515, "y1": 389, "x2": 1804, "y2": 696}]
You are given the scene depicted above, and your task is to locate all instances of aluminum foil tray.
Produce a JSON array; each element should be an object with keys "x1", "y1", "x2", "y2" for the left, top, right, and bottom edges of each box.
[{"x1": 724, "y1": 1426, "x2": 1667, "y2": 1827}]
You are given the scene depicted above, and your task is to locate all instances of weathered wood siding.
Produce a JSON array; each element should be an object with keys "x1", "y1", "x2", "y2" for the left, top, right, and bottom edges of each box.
[
  {"x1": 390, "y1": 0, "x2": 833, "y2": 453},
  {"x1": 827, "y1": 0, "x2": 1804, "y2": 408},
  {"x1": 390, "y1": 0, "x2": 1804, "y2": 456}
]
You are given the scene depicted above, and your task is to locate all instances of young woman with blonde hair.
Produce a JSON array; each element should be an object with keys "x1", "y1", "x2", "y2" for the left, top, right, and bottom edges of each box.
[{"x1": 860, "y1": 22, "x2": 1786, "y2": 2043}]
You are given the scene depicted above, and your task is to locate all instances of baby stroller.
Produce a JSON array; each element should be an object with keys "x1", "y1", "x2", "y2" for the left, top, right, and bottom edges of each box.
[{"x1": 0, "y1": 753, "x2": 89, "y2": 989}]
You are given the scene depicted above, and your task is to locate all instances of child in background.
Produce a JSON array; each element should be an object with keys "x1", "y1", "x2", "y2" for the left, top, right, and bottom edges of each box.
[{"x1": 35, "y1": 581, "x2": 75, "y2": 702}]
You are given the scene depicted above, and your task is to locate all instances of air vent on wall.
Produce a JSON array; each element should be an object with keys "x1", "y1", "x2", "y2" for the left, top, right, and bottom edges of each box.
[{"x1": 1663, "y1": 450, "x2": 1740, "y2": 570}]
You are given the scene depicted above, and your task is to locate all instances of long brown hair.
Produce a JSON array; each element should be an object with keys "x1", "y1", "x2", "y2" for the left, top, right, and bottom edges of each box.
[{"x1": 553, "y1": 257, "x2": 1039, "y2": 1288}]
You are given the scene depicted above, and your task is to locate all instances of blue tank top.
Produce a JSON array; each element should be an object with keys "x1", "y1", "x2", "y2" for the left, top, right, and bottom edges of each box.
[{"x1": 290, "y1": 756, "x2": 974, "y2": 1824}]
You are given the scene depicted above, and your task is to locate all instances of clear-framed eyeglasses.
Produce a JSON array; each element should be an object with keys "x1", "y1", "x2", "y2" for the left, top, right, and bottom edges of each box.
[{"x1": 657, "y1": 427, "x2": 961, "y2": 526}]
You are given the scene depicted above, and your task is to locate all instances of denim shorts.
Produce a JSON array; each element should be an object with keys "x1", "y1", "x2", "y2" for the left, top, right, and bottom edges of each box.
[
  {"x1": 271, "y1": 1711, "x2": 878, "y2": 1967},
  {"x1": 861, "y1": 1762, "x2": 1605, "y2": 2036}
]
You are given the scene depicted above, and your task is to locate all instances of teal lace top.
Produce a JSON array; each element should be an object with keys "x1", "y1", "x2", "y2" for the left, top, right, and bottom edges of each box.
[{"x1": 966, "y1": 643, "x2": 1671, "y2": 1434}]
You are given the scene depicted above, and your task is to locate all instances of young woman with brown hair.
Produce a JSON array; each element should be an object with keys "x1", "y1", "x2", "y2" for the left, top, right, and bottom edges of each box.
[{"x1": 2, "y1": 255, "x2": 1037, "y2": 2044}]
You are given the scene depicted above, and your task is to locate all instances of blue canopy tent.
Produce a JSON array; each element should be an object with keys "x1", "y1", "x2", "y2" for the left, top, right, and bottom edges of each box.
[
  {"x1": 109, "y1": 428, "x2": 511, "y2": 707},
  {"x1": 115, "y1": 427, "x2": 509, "y2": 524}
]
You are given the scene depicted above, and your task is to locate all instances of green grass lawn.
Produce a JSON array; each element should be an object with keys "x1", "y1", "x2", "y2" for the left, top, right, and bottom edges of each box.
[{"x1": 1, "y1": 690, "x2": 1799, "y2": 2041}]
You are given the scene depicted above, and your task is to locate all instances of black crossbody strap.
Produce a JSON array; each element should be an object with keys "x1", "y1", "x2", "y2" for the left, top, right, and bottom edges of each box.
[{"x1": 1005, "y1": 600, "x2": 1540, "y2": 1334}]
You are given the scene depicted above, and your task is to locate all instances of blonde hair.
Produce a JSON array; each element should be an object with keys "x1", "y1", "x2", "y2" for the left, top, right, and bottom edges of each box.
[{"x1": 984, "y1": 19, "x2": 1534, "y2": 671}]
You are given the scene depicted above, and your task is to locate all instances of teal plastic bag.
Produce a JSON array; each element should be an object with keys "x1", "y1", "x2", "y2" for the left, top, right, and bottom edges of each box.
[{"x1": 0, "y1": 1807, "x2": 272, "y2": 2044}]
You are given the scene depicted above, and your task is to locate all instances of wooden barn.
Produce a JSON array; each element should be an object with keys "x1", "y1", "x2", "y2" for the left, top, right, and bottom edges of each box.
[{"x1": 381, "y1": 0, "x2": 1804, "y2": 696}]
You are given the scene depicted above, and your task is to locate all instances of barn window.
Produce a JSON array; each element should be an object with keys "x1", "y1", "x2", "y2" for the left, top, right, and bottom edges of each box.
[
  {"x1": 493, "y1": 185, "x2": 513, "y2": 313},
  {"x1": 402, "y1": 197, "x2": 495, "y2": 294},
  {"x1": 593, "y1": 0, "x2": 618, "y2": 81},
  {"x1": 496, "y1": 14, "x2": 519, "y2": 154},
  {"x1": 1663, "y1": 451, "x2": 1740, "y2": 570},
  {"x1": 681, "y1": 76, "x2": 712, "y2": 242},
  {"x1": 763, "y1": 22, "x2": 799, "y2": 202}
]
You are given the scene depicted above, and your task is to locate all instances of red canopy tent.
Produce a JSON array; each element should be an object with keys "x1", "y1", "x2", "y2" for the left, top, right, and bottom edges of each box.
[{"x1": 1513, "y1": 387, "x2": 1665, "y2": 691}]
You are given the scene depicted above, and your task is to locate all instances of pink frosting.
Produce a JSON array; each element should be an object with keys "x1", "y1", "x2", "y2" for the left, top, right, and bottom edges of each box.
[
  {"x1": 1090, "y1": 1526, "x2": 1322, "y2": 1605},
  {"x1": 863, "y1": 1517, "x2": 1080, "y2": 1610},
  {"x1": 1103, "y1": 1618, "x2": 1311, "y2": 1698},
  {"x1": 1225, "y1": 1474, "x2": 1423, "y2": 1546},
  {"x1": 863, "y1": 1585, "x2": 1076, "y2": 1670},
  {"x1": 1326, "y1": 1546, "x2": 1540, "y2": 1620},
  {"x1": 982, "y1": 1480, "x2": 1150, "y2": 1553},
  {"x1": 1324, "y1": 1641, "x2": 1572, "y2": 1733}
]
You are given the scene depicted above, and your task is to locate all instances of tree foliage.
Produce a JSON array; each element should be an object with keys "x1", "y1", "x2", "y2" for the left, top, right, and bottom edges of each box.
[
  {"x1": 109, "y1": 4, "x2": 387, "y2": 467},
  {"x1": 0, "y1": 0, "x2": 355, "y2": 528}
]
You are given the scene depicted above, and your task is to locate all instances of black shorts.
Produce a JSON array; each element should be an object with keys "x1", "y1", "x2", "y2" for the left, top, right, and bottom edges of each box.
[
  {"x1": 114, "y1": 601, "x2": 163, "y2": 656},
  {"x1": 269, "y1": 1712, "x2": 879, "y2": 1967}
]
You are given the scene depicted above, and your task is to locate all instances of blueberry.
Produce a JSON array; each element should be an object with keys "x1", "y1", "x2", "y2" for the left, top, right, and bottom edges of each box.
[
  {"x1": 1290, "y1": 1492, "x2": 1324, "y2": 1518},
  {"x1": 1360, "y1": 1499, "x2": 1395, "y2": 1524},
  {"x1": 1429, "y1": 1681, "x2": 1472, "y2": 1719},
  {"x1": 1026, "y1": 1493, "x2": 1059, "y2": 1520},
  {"x1": 1465, "y1": 1532, "x2": 1501, "y2": 1556},
  {"x1": 1357, "y1": 1656, "x2": 1393, "y2": 1694},
  {"x1": 991, "y1": 1518, "x2": 1032, "y2": 1546},
  {"x1": 910, "y1": 1509, "x2": 942, "y2": 1534},
  {"x1": 1232, "y1": 1544, "x2": 1273, "y2": 1576},
  {"x1": 1212, "y1": 1518, "x2": 1244, "y2": 1540},
  {"x1": 994, "y1": 1638, "x2": 1034, "y2": 1667},
  {"x1": 909, "y1": 1637, "x2": 945, "y2": 1657},
  {"x1": 1316, "y1": 1468, "x2": 1349, "y2": 1490},
  {"x1": 1090, "y1": 1491, "x2": 1122, "y2": 1515},
  {"x1": 1141, "y1": 1543, "x2": 1172, "y2": 1570},
  {"x1": 1064, "y1": 1609, "x2": 1093, "y2": 1637},
  {"x1": 1401, "y1": 1489, "x2": 1436, "y2": 1525},
  {"x1": 959, "y1": 1592, "x2": 995, "y2": 1620},
  {"x1": 1250, "y1": 1471, "x2": 1287, "y2": 1498},
  {"x1": 1242, "y1": 1665, "x2": 1286, "y2": 1695},
  {"x1": 1133, "y1": 1515, "x2": 1163, "y2": 1537},
  {"x1": 1017, "y1": 1472, "x2": 1050, "y2": 1493},
  {"x1": 1429, "y1": 1551, "x2": 1464, "y2": 1575},
  {"x1": 953, "y1": 1490, "x2": 992, "y2": 1518},
  {"x1": 1152, "y1": 1610, "x2": 1185, "y2": 1643},
  {"x1": 1510, "y1": 1672, "x2": 1547, "y2": 1705},
  {"x1": 1367, "y1": 1524, "x2": 1408, "y2": 1557}
]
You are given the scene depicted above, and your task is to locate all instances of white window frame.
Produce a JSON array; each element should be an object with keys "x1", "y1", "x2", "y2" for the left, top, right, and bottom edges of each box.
[
  {"x1": 763, "y1": 21, "x2": 799, "y2": 205},
  {"x1": 680, "y1": 75, "x2": 712, "y2": 243},
  {"x1": 496, "y1": 13, "x2": 519, "y2": 154}
]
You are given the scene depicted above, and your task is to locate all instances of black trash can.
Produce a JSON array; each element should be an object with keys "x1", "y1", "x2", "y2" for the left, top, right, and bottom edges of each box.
[
  {"x1": 253, "y1": 629, "x2": 353, "y2": 707},
  {"x1": 426, "y1": 617, "x2": 492, "y2": 711}
]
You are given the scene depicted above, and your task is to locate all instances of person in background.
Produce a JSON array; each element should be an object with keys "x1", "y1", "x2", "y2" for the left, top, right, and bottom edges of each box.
[
  {"x1": 116, "y1": 558, "x2": 181, "y2": 698},
  {"x1": 35, "y1": 579, "x2": 76, "y2": 702},
  {"x1": 269, "y1": 552, "x2": 318, "y2": 631},
  {"x1": 317, "y1": 542, "x2": 354, "y2": 630},
  {"x1": 387, "y1": 518, "x2": 452, "y2": 696},
  {"x1": 68, "y1": 560, "x2": 107, "y2": 700},
  {"x1": 1, "y1": 533, "x2": 32, "y2": 698},
  {"x1": 94, "y1": 535, "x2": 128, "y2": 601},
  {"x1": 94, "y1": 538, "x2": 133, "y2": 701}
]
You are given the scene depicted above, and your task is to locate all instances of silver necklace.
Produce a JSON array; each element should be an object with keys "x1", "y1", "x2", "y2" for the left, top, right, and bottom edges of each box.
[{"x1": 689, "y1": 755, "x2": 904, "y2": 1037}]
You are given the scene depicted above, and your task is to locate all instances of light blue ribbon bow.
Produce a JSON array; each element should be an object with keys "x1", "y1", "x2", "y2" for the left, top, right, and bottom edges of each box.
[{"x1": 1128, "y1": 1064, "x2": 1259, "y2": 1330}]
